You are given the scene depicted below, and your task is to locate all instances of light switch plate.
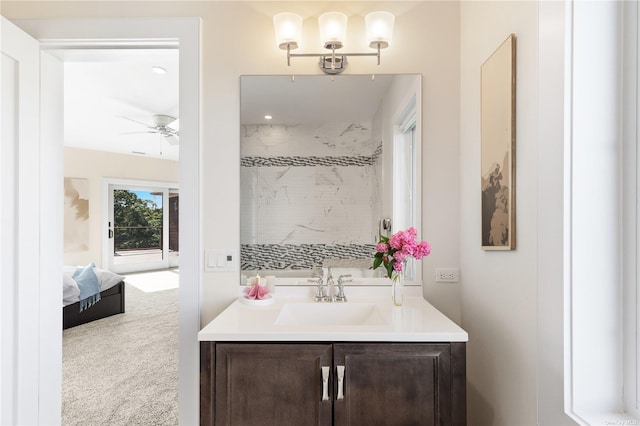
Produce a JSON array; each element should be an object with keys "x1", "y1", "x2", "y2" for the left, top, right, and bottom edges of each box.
[{"x1": 205, "y1": 249, "x2": 238, "y2": 272}]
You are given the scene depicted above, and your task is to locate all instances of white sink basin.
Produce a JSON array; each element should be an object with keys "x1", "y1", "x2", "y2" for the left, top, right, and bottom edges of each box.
[{"x1": 275, "y1": 302, "x2": 388, "y2": 327}]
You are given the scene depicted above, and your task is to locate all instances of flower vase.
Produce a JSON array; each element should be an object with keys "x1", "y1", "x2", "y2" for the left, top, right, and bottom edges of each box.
[{"x1": 391, "y1": 270, "x2": 404, "y2": 306}]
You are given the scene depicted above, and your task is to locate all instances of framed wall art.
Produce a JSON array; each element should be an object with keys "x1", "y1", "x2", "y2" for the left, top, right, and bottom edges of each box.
[
  {"x1": 64, "y1": 177, "x2": 90, "y2": 252},
  {"x1": 481, "y1": 34, "x2": 516, "y2": 250}
]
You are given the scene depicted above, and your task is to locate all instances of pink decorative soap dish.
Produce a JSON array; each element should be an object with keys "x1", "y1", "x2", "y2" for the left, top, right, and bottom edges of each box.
[{"x1": 239, "y1": 295, "x2": 274, "y2": 306}]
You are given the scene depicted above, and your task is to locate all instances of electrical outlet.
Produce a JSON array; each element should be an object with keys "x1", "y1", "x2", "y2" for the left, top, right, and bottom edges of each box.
[{"x1": 435, "y1": 268, "x2": 460, "y2": 283}]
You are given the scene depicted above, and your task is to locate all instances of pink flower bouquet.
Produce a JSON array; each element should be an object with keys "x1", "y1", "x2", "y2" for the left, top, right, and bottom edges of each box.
[{"x1": 373, "y1": 227, "x2": 431, "y2": 279}]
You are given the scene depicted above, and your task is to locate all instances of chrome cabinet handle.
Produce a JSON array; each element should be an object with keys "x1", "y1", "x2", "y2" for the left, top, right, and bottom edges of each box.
[
  {"x1": 321, "y1": 366, "x2": 330, "y2": 401},
  {"x1": 336, "y1": 365, "x2": 345, "y2": 400}
]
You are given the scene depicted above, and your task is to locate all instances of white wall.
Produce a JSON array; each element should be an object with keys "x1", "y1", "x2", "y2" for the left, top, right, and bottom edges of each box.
[
  {"x1": 460, "y1": 1, "x2": 539, "y2": 424},
  {"x1": 63, "y1": 147, "x2": 179, "y2": 267}
]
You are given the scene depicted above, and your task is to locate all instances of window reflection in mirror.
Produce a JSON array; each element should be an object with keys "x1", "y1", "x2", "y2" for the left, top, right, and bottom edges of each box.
[
  {"x1": 393, "y1": 97, "x2": 418, "y2": 281},
  {"x1": 240, "y1": 74, "x2": 421, "y2": 286}
]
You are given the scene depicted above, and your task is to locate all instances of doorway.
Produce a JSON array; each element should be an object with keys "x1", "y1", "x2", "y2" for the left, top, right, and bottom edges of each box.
[
  {"x1": 9, "y1": 17, "x2": 201, "y2": 425},
  {"x1": 61, "y1": 43, "x2": 181, "y2": 421}
]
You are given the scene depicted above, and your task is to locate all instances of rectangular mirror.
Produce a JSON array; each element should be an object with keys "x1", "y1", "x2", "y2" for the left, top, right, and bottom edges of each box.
[{"x1": 240, "y1": 74, "x2": 421, "y2": 286}]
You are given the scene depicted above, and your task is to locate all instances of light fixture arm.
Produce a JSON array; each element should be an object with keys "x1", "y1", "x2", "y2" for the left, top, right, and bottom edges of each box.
[{"x1": 285, "y1": 46, "x2": 382, "y2": 75}]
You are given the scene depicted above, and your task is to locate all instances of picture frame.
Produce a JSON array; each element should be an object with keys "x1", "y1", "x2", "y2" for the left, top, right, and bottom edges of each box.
[
  {"x1": 64, "y1": 177, "x2": 90, "y2": 252},
  {"x1": 481, "y1": 34, "x2": 516, "y2": 250}
]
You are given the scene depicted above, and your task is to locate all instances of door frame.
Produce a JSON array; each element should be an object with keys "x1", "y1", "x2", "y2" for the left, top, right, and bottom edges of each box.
[
  {"x1": 1, "y1": 17, "x2": 61, "y2": 425},
  {"x1": 103, "y1": 178, "x2": 179, "y2": 274},
  {"x1": 11, "y1": 17, "x2": 201, "y2": 426}
]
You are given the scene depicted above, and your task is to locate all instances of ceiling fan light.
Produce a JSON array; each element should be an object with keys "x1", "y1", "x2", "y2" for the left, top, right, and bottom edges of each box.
[
  {"x1": 165, "y1": 134, "x2": 179, "y2": 146},
  {"x1": 153, "y1": 114, "x2": 177, "y2": 127}
]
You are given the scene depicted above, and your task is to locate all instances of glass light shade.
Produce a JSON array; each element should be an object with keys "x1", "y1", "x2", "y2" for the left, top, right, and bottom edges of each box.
[
  {"x1": 318, "y1": 12, "x2": 348, "y2": 48},
  {"x1": 273, "y1": 13, "x2": 302, "y2": 49},
  {"x1": 365, "y1": 11, "x2": 395, "y2": 48}
]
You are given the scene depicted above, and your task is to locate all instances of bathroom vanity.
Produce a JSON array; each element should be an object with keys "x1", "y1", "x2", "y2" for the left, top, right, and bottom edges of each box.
[{"x1": 198, "y1": 288, "x2": 468, "y2": 426}]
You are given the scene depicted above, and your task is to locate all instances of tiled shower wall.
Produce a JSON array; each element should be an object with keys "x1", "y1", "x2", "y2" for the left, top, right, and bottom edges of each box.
[{"x1": 240, "y1": 121, "x2": 382, "y2": 271}]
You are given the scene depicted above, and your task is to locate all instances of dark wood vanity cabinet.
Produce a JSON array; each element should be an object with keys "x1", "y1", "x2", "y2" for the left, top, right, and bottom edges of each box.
[
  {"x1": 206, "y1": 343, "x2": 333, "y2": 426},
  {"x1": 333, "y1": 343, "x2": 465, "y2": 425},
  {"x1": 200, "y1": 341, "x2": 466, "y2": 426}
]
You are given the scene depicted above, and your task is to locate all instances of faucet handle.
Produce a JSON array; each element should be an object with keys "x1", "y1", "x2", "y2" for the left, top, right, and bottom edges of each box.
[
  {"x1": 309, "y1": 276, "x2": 327, "y2": 302},
  {"x1": 307, "y1": 276, "x2": 322, "y2": 285},
  {"x1": 335, "y1": 274, "x2": 351, "y2": 302},
  {"x1": 337, "y1": 274, "x2": 353, "y2": 285}
]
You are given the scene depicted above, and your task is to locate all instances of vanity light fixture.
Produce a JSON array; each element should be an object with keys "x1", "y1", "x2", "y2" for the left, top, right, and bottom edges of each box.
[{"x1": 273, "y1": 11, "x2": 395, "y2": 75}]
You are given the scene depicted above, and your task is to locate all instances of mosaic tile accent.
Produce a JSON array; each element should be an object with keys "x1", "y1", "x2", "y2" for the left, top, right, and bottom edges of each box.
[
  {"x1": 240, "y1": 143, "x2": 383, "y2": 168},
  {"x1": 241, "y1": 243, "x2": 377, "y2": 271}
]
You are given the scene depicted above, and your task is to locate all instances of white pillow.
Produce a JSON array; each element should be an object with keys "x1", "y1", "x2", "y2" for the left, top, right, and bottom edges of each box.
[
  {"x1": 63, "y1": 265, "x2": 76, "y2": 278},
  {"x1": 62, "y1": 274, "x2": 80, "y2": 306},
  {"x1": 94, "y1": 268, "x2": 125, "y2": 291}
]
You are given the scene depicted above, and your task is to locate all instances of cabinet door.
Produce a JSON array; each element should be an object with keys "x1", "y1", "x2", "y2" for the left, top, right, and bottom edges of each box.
[
  {"x1": 214, "y1": 343, "x2": 332, "y2": 426},
  {"x1": 333, "y1": 343, "x2": 457, "y2": 426}
]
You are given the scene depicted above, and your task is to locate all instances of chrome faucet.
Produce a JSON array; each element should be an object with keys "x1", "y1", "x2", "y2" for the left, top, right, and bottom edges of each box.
[
  {"x1": 335, "y1": 274, "x2": 352, "y2": 302},
  {"x1": 309, "y1": 275, "x2": 328, "y2": 302},
  {"x1": 312, "y1": 268, "x2": 351, "y2": 302}
]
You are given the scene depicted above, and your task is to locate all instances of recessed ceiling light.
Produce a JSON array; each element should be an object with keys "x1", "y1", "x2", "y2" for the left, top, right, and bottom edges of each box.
[
  {"x1": 151, "y1": 66, "x2": 167, "y2": 75},
  {"x1": 264, "y1": 115, "x2": 273, "y2": 120}
]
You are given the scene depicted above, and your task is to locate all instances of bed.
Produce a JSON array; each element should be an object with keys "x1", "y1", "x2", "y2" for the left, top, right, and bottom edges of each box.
[{"x1": 63, "y1": 265, "x2": 126, "y2": 329}]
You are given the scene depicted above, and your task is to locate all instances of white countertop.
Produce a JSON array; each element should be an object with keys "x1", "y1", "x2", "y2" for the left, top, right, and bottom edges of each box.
[{"x1": 198, "y1": 286, "x2": 468, "y2": 342}]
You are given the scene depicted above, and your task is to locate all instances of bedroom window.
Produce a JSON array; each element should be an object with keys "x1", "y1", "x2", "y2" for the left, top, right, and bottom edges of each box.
[
  {"x1": 105, "y1": 180, "x2": 179, "y2": 274},
  {"x1": 113, "y1": 189, "x2": 164, "y2": 262},
  {"x1": 623, "y1": 0, "x2": 640, "y2": 419},
  {"x1": 565, "y1": 1, "x2": 639, "y2": 423}
]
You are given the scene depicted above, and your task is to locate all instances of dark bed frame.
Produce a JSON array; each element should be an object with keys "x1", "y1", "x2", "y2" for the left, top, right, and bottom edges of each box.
[{"x1": 63, "y1": 281, "x2": 126, "y2": 329}]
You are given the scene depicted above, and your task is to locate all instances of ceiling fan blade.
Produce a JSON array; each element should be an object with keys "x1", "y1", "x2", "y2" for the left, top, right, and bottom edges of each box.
[
  {"x1": 118, "y1": 115, "x2": 153, "y2": 129},
  {"x1": 121, "y1": 131, "x2": 157, "y2": 135}
]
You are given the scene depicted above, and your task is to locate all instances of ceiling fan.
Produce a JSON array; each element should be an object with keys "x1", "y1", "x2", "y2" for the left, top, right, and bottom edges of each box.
[{"x1": 120, "y1": 114, "x2": 180, "y2": 145}]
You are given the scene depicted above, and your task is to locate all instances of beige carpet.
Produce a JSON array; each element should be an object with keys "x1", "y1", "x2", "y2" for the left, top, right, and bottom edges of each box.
[{"x1": 62, "y1": 280, "x2": 178, "y2": 425}]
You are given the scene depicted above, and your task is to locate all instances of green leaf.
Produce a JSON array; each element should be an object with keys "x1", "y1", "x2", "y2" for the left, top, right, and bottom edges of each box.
[
  {"x1": 373, "y1": 257, "x2": 383, "y2": 270},
  {"x1": 386, "y1": 263, "x2": 394, "y2": 279}
]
